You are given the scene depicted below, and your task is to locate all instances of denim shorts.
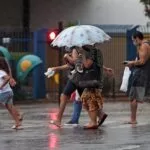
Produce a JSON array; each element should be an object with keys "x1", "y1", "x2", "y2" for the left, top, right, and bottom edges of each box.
[{"x1": 0, "y1": 91, "x2": 13, "y2": 105}]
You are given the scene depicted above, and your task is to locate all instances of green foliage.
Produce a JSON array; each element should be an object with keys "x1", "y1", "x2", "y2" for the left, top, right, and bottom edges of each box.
[
  {"x1": 140, "y1": 0, "x2": 150, "y2": 5},
  {"x1": 65, "y1": 21, "x2": 78, "y2": 27},
  {"x1": 140, "y1": 0, "x2": 150, "y2": 18}
]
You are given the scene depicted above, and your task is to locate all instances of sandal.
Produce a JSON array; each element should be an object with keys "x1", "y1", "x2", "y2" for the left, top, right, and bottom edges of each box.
[
  {"x1": 98, "y1": 114, "x2": 108, "y2": 127},
  {"x1": 49, "y1": 120, "x2": 61, "y2": 128},
  {"x1": 12, "y1": 125, "x2": 23, "y2": 130}
]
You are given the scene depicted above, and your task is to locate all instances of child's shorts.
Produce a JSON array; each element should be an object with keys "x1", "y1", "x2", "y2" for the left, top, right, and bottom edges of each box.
[
  {"x1": 81, "y1": 88, "x2": 103, "y2": 112},
  {"x1": 0, "y1": 91, "x2": 13, "y2": 105}
]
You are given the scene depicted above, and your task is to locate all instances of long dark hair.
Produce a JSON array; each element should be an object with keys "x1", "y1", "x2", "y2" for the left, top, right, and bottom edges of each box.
[{"x1": 0, "y1": 57, "x2": 10, "y2": 74}]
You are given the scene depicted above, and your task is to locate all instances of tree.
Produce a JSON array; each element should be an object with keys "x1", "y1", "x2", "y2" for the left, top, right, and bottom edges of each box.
[{"x1": 140, "y1": 0, "x2": 150, "y2": 18}]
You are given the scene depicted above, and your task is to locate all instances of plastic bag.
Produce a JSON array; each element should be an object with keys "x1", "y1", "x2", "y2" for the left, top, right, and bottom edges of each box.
[
  {"x1": 120, "y1": 67, "x2": 131, "y2": 92},
  {"x1": 44, "y1": 68, "x2": 55, "y2": 78}
]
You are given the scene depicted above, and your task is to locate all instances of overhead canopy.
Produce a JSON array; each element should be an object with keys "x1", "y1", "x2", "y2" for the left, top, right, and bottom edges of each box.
[{"x1": 17, "y1": 55, "x2": 42, "y2": 82}]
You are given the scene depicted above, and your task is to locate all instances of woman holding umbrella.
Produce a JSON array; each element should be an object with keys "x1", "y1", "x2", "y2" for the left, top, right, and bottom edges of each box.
[{"x1": 49, "y1": 25, "x2": 111, "y2": 128}]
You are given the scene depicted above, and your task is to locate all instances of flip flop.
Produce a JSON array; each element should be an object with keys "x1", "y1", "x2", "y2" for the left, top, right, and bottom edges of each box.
[
  {"x1": 124, "y1": 121, "x2": 137, "y2": 124},
  {"x1": 98, "y1": 114, "x2": 108, "y2": 127},
  {"x1": 83, "y1": 125, "x2": 98, "y2": 130},
  {"x1": 49, "y1": 120, "x2": 61, "y2": 128},
  {"x1": 11, "y1": 125, "x2": 24, "y2": 130}
]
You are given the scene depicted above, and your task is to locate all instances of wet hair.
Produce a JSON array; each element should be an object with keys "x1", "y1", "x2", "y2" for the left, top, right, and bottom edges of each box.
[
  {"x1": 132, "y1": 31, "x2": 144, "y2": 40},
  {"x1": 0, "y1": 57, "x2": 10, "y2": 74}
]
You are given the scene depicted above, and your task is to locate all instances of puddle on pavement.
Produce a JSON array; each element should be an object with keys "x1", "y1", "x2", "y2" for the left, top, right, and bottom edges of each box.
[{"x1": 115, "y1": 145, "x2": 140, "y2": 150}]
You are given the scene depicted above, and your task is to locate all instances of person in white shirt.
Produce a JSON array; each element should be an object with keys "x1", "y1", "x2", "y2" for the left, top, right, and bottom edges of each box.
[{"x1": 0, "y1": 57, "x2": 23, "y2": 129}]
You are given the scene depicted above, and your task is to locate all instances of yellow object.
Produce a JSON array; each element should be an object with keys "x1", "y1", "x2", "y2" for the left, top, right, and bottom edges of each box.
[
  {"x1": 20, "y1": 60, "x2": 32, "y2": 72},
  {"x1": 54, "y1": 73, "x2": 59, "y2": 84}
]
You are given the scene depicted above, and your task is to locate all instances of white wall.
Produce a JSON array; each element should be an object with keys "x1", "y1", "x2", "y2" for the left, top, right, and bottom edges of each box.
[
  {"x1": 0, "y1": 0, "x2": 22, "y2": 29},
  {"x1": 30, "y1": 0, "x2": 149, "y2": 30}
]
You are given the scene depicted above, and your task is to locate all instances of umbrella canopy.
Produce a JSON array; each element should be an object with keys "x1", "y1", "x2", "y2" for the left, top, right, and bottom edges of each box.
[
  {"x1": 17, "y1": 55, "x2": 42, "y2": 82},
  {"x1": 51, "y1": 25, "x2": 111, "y2": 48},
  {"x1": 0, "y1": 46, "x2": 12, "y2": 61}
]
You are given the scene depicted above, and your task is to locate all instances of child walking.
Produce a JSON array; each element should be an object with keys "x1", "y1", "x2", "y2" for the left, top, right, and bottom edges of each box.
[{"x1": 0, "y1": 57, "x2": 23, "y2": 129}]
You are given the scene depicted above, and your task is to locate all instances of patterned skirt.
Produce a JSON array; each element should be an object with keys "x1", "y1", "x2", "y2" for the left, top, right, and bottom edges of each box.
[{"x1": 81, "y1": 88, "x2": 103, "y2": 112}]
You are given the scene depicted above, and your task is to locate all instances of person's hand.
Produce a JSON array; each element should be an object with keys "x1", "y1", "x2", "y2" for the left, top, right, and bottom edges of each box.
[
  {"x1": 63, "y1": 53, "x2": 70, "y2": 63},
  {"x1": 50, "y1": 67, "x2": 57, "y2": 72},
  {"x1": 64, "y1": 53, "x2": 69, "y2": 58},
  {"x1": 9, "y1": 78, "x2": 16, "y2": 87},
  {"x1": 124, "y1": 61, "x2": 134, "y2": 68}
]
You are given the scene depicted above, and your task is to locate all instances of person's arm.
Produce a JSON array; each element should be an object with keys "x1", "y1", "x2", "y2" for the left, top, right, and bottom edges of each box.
[
  {"x1": 51, "y1": 64, "x2": 70, "y2": 72},
  {"x1": 103, "y1": 66, "x2": 113, "y2": 72},
  {"x1": 5, "y1": 59, "x2": 16, "y2": 87},
  {"x1": 126, "y1": 44, "x2": 149, "y2": 67},
  {"x1": 64, "y1": 49, "x2": 79, "y2": 64},
  {"x1": 0, "y1": 75, "x2": 10, "y2": 89}
]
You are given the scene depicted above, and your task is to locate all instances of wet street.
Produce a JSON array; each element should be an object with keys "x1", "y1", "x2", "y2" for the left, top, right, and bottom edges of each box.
[{"x1": 1, "y1": 101, "x2": 150, "y2": 150}]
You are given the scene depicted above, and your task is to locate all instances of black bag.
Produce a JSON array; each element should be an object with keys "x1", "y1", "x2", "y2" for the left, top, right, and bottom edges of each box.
[
  {"x1": 71, "y1": 63, "x2": 100, "y2": 88},
  {"x1": 78, "y1": 80, "x2": 100, "y2": 88}
]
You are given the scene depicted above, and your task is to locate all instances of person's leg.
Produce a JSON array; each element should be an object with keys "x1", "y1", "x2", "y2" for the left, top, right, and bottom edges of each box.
[
  {"x1": 66, "y1": 100, "x2": 82, "y2": 124},
  {"x1": 83, "y1": 110, "x2": 98, "y2": 129},
  {"x1": 130, "y1": 99, "x2": 138, "y2": 124},
  {"x1": 5, "y1": 104, "x2": 20, "y2": 127},
  {"x1": 71, "y1": 100, "x2": 82, "y2": 123},
  {"x1": 57, "y1": 94, "x2": 70, "y2": 123},
  {"x1": 50, "y1": 80, "x2": 76, "y2": 127},
  {"x1": 126, "y1": 87, "x2": 145, "y2": 124},
  {"x1": 96, "y1": 90, "x2": 108, "y2": 126},
  {"x1": 82, "y1": 89, "x2": 99, "y2": 129},
  {"x1": 88, "y1": 110, "x2": 98, "y2": 126}
]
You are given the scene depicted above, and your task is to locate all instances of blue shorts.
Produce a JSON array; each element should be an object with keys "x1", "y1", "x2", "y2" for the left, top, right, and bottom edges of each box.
[
  {"x1": 62, "y1": 80, "x2": 84, "y2": 96},
  {"x1": 0, "y1": 91, "x2": 13, "y2": 105}
]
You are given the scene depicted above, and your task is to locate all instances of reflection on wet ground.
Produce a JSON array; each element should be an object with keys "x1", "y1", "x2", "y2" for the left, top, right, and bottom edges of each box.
[{"x1": 0, "y1": 102, "x2": 150, "y2": 150}]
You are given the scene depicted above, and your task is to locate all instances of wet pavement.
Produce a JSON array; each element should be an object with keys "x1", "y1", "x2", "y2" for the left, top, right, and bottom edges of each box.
[{"x1": 1, "y1": 101, "x2": 150, "y2": 150}]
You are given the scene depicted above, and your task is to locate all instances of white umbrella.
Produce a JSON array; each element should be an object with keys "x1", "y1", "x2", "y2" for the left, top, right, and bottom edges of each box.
[{"x1": 51, "y1": 25, "x2": 111, "y2": 48}]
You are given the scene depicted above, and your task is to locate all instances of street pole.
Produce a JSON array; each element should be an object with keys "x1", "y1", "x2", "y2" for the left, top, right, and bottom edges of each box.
[
  {"x1": 58, "y1": 21, "x2": 63, "y2": 106},
  {"x1": 22, "y1": 0, "x2": 30, "y2": 52}
]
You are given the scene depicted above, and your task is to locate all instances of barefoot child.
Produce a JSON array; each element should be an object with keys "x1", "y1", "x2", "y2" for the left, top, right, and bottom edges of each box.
[{"x1": 0, "y1": 57, "x2": 23, "y2": 129}]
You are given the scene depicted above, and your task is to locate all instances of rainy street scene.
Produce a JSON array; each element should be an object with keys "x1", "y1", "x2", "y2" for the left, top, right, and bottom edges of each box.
[{"x1": 0, "y1": 0, "x2": 150, "y2": 150}]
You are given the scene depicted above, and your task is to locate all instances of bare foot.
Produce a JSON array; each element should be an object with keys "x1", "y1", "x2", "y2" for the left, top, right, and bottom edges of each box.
[
  {"x1": 124, "y1": 121, "x2": 137, "y2": 124},
  {"x1": 12, "y1": 123, "x2": 23, "y2": 130},
  {"x1": 83, "y1": 122, "x2": 98, "y2": 129},
  {"x1": 49, "y1": 120, "x2": 61, "y2": 128}
]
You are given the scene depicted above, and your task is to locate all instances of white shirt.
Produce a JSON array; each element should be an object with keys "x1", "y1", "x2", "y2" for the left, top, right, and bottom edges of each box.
[{"x1": 0, "y1": 70, "x2": 12, "y2": 93}]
